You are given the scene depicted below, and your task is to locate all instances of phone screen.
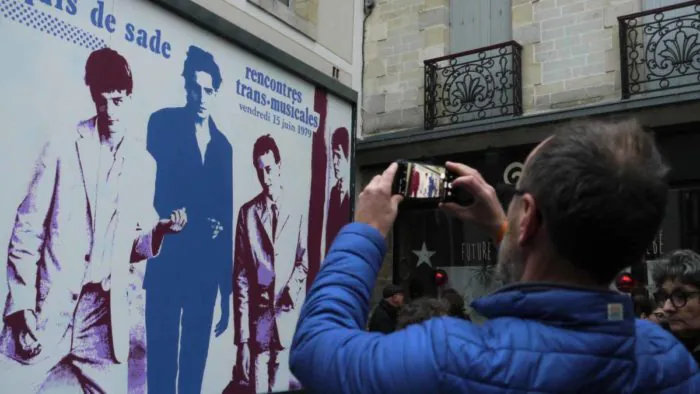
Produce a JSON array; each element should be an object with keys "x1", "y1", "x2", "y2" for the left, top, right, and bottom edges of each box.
[{"x1": 406, "y1": 163, "x2": 445, "y2": 199}]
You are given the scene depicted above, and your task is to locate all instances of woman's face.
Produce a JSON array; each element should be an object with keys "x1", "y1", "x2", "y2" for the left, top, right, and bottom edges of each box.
[{"x1": 659, "y1": 279, "x2": 700, "y2": 338}]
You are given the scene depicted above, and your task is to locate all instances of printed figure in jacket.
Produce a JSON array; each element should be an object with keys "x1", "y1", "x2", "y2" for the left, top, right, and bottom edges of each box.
[
  {"x1": 409, "y1": 168, "x2": 420, "y2": 197},
  {"x1": 226, "y1": 134, "x2": 308, "y2": 393},
  {"x1": 368, "y1": 285, "x2": 404, "y2": 333},
  {"x1": 145, "y1": 45, "x2": 233, "y2": 394},
  {"x1": 325, "y1": 127, "x2": 350, "y2": 254},
  {"x1": 427, "y1": 174, "x2": 437, "y2": 198},
  {"x1": 290, "y1": 119, "x2": 700, "y2": 393},
  {"x1": 0, "y1": 48, "x2": 187, "y2": 394}
]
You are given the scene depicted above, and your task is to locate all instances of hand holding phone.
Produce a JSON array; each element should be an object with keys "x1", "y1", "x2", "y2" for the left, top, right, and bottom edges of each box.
[
  {"x1": 440, "y1": 161, "x2": 507, "y2": 239},
  {"x1": 355, "y1": 163, "x2": 404, "y2": 237},
  {"x1": 391, "y1": 160, "x2": 474, "y2": 208}
]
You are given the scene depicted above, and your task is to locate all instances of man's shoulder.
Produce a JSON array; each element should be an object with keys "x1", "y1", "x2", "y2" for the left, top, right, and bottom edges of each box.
[
  {"x1": 238, "y1": 194, "x2": 265, "y2": 218},
  {"x1": 150, "y1": 107, "x2": 184, "y2": 121},
  {"x1": 634, "y1": 319, "x2": 682, "y2": 354},
  {"x1": 431, "y1": 316, "x2": 700, "y2": 391},
  {"x1": 76, "y1": 116, "x2": 96, "y2": 134},
  {"x1": 148, "y1": 107, "x2": 187, "y2": 133},
  {"x1": 633, "y1": 319, "x2": 699, "y2": 388},
  {"x1": 42, "y1": 122, "x2": 87, "y2": 158}
]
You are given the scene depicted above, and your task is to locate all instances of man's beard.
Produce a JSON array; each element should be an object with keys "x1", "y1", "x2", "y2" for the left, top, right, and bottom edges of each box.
[{"x1": 496, "y1": 225, "x2": 525, "y2": 285}]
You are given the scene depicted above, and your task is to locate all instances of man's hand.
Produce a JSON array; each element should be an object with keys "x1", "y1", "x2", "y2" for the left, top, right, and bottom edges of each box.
[
  {"x1": 238, "y1": 343, "x2": 251, "y2": 381},
  {"x1": 207, "y1": 217, "x2": 224, "y2": 239},
  {"x1": 160, "y1": 207, "x2": 188, "y2": 234},
  {"x1": 441, "y1": 162, "x2": 507, "y2": 239},
  {"x1": 214, "y1": 295, "x2": 230, "y2": 337},
  {"x1": 355, "y1": 163, "x2": 403, "y2": 237},
  {"x1": 14, "y1": 310, "x2": 41, "y2": 358}
]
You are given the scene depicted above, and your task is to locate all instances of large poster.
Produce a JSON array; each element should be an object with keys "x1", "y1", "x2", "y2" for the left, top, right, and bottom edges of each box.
[{"x1": 0, "y1": 0, "x2": 353, "y2": 392}]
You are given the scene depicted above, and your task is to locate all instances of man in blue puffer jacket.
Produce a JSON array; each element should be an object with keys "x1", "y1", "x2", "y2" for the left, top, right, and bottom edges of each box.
[{"x1": 290, "y1": 119, "x2": 700, "y2": 393}]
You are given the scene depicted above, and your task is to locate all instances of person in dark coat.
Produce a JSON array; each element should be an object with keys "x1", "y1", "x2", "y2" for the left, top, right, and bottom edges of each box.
[
  {"x1": 368, "y1": 285, "x2": 405, "y2": 333},
  {"x1": 396, "y1": 298, "x2": 449, "y2": 330},
  {"x1": 441, "y1": 288, "x2": 471, "y2": 321}
]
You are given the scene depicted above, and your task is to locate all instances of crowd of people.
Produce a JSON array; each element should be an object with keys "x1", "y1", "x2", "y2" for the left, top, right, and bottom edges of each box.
[
  {"x1": 288, "y1": 118, "x2": 700, "y2": 393},
  {"x1": 367, "y1": 285, "x2": 471, "y2": 334}
]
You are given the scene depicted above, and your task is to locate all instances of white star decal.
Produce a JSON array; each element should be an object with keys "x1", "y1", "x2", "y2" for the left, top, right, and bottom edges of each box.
[{"x1": 412, "y1": 242, "x2": 436, "y2": 268}]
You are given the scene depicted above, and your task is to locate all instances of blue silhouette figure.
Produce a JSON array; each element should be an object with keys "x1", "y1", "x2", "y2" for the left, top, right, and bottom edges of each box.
[
  {"x1": 144, "y1": 45, "x2": 233, "y2": 394},
  {"x1": 428, "y1": 174, "x2": 437, "y2": 198}
]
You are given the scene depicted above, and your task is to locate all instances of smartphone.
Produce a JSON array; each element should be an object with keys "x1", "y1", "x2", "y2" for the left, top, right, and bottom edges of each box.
[{"x1": 392, "y1": 160, "x2": 474, "y2": 208}]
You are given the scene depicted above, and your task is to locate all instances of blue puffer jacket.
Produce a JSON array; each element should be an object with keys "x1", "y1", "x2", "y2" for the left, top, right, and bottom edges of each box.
[{"x1": 290, "y1": 223, "x2": 700, "y2": 393}]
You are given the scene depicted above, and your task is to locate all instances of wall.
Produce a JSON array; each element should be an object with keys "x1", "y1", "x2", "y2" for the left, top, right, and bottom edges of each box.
[
  {"x1": 204, "y1": 0, "x2": 362, "y2": 88},
  {"x1": 363, "y1": 0, "x2": 450, "y2": 135},
  {"x1": 0, "y1": 0, "x2": 354, "y2": 392},
  {"x1": 514, "y1": 0, "x2": 641, "y2": 112},
  {"x1": 193, "y1": 0, "x2": 364, "y2": 130},
  {"x1": 361, "y1": 0, "x2": 654, "y2": 137}
]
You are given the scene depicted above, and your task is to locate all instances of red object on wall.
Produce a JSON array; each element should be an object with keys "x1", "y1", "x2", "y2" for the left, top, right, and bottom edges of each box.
[
  {"x1": 615, "y1": 273, "x2": 636, "y2": 293},
  {"x1": 435, "y1": 269, "x2": 448, "y2": 287}
]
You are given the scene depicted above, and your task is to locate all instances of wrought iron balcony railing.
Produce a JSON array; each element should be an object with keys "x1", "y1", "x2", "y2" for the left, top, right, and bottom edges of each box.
[
  {"x1": 424, "y1": 41, "x2": 523, "y2": 130},
  {"x1": 618, "y1": 1, "x2": 700, "y2": 99}
]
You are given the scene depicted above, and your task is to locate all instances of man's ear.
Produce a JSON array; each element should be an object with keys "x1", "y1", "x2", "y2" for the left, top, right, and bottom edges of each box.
[{"x1": 518, "y1": 194, "x2": 540, "y2": 247}]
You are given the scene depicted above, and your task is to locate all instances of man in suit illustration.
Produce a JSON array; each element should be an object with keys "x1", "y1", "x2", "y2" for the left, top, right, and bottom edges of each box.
[
  {"x1": 427, "y1": 172, "x2": 437, "y2": 198},
  {"x1": 225, "y1": 134, "x2": 308, "y2": 393},
  {"x1": 0, "y1": 47, "x2": 187, "y2": 393},
  {"x1": 409, "y1": 167, "x2": 420, "y2": 197},
  {"x1": 145, "y1": 45, "x2": 233, "y2": 394},
  {"x1": 325, "y1": 127, "x2": 350, "y2": 254}
]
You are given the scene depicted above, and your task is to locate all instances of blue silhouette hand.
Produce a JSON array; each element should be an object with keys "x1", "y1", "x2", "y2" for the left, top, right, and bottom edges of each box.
[{"x1": 214, "y1": 309, "x2": 229, "y2": 337}]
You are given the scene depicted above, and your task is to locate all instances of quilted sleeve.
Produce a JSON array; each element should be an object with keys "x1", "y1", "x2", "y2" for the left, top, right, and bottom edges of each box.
[{"x1": 290, "y1": 223, "x2": 442, "y2": 394}]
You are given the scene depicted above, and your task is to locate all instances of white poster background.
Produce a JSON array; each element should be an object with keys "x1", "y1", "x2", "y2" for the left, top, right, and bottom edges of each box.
[{"x1": 0, "y1": 0, "x2": 352, "y2": 392}]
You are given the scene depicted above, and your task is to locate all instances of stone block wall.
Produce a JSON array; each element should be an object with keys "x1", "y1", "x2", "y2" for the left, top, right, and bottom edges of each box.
[
  {"x1": 362, "y1": 0, "x2": 646, "y2": 135},
  {"x1": 513, "y1": 0, "x2": 641, "y2": 111},
  {"x1": 363, "y1": 0, "x2": 450, "y2": 135}
]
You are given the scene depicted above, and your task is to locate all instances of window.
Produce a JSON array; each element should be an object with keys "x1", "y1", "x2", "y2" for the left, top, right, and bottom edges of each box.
[
  {"x1": 449, "y1": 0, "x2": 512, "y2": 53},
  {"x1": 247, "y1": 0, "x2": 316, "y2": 40}
]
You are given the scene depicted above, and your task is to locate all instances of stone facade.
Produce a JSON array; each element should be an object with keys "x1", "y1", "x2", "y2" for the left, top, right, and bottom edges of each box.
[
  {"x1": 362, "y1": 0, "x2": 645, "y2": 136},
  {"x1": 247, "y1": 0, "x2": 319, "y2": 39},
  {"x1": 363, "y1": 0, "x2": 450, "y2": 135},
  {"x1": 514, "y1": 0, "x2": 640, "y2": 111}
]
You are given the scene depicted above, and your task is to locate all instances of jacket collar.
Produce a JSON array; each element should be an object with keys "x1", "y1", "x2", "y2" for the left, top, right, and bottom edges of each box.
[{"x1": 471, "y1": 282, "x2": 636, "y2": 335}]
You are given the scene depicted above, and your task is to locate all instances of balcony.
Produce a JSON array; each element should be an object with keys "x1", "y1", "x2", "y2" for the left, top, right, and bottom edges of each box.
[
  {"x1": 423, "y1": 41, "x2": 523, "y2": 130},
  {"x1": 619, "y1": 1, "x2": 700, "y2": 99}
]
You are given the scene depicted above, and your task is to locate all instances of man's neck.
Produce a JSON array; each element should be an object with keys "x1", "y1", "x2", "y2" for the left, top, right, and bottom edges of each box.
[
  {"x1": 195, "y1": 117, "x2": 210, "y2": 132},
  {"x1": 98, "y1": 128, "x2": 124, "y2": 153},
  {"x1": 519, "y1": 252, "x2": 603, "y2": 289},
  {"x1": 194, "y1": 114, "x2": 209, "y2": 127},
  {"x1": 336, "y1": 179, "x2": 347, "y2": 196},
  {"x1": 266, "y1": 193, "x2": 279, "y2": 208}
]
